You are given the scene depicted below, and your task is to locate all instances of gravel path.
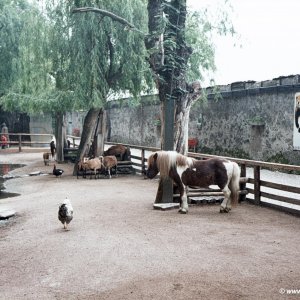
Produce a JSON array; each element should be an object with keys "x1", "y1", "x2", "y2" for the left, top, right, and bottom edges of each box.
[{"x1": 0, "y1": 150, "x2": 300, "y2": 300}]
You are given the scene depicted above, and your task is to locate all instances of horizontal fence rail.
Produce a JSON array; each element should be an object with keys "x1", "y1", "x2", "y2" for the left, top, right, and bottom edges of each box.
[{"x1": 1, "y1": 133, "x2": 80, "y2": 151}]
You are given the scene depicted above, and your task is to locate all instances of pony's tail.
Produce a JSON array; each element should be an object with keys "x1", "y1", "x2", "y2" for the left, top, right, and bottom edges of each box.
[{"x1": 229, "y1": 162, "x2": 241, "y2": 206}]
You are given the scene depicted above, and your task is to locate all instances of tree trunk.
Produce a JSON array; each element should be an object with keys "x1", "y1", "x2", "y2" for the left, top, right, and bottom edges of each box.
[
  {"x1": 55, "y1": 112, "x2": 67, "y2": 163},
  {"x1": 91, "y1": 109, "x2": 106, "y2": 157},
  {"x1": 174, "y1": 81, "x2": 202, "y2": 155},
  {"x1": 72, "y1": 107, "x2": 101, "y2": 175},
  {"x1": 174, "y1": 97, "x2": 191, "y2": 155}
]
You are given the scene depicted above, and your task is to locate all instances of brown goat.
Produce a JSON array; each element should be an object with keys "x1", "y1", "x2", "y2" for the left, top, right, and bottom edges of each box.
[
  {"x1": 43, "y1": 152, "x2": 50, "y2": 166},
  {"x1": 78, "y1": 157, "x2": 102, "y2": 179},
  {"x1": 100, "y1": 155, "x2": 117, "y2": 178}
]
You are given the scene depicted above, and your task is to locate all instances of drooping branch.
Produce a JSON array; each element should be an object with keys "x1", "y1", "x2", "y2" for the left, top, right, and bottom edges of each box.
[{"x1": 72, "y1": 7, "x2": 145, "y2": 35}]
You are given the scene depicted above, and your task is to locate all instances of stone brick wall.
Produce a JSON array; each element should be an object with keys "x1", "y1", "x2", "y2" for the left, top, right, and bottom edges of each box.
[{"x1": 107, "y1": 75, "x2": 300, "y2": 164}]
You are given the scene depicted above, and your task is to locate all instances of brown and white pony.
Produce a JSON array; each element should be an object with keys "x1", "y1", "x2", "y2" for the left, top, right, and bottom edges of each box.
[{"x1": 146, "y1": 151, "x2": 241, "y2": 213}]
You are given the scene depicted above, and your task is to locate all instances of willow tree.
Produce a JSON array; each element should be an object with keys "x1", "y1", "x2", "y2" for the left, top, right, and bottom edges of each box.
[
  {"x1": 70, "y1": 0, "x2": 152, "y2": 173},
  {"x1": 0, "y1": 0, "x2": 29, "y2": 97},
  {"x1": 0, "y1": 1, "x2": 76, "y2": 161},
  {"x1": 1, "y1": 0, "x2": 152, "y2": 164}
]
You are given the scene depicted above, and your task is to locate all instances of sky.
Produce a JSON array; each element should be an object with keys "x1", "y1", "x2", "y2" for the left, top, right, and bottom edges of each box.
[{"x1": 187, "y1": 0, "x2": 300, "y2": 86}]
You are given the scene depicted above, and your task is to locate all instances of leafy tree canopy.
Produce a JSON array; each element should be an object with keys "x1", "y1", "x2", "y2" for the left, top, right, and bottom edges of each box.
[
  {"x1": 1, "y1": 0, "x2": 153, "y2": 114},
  {"x1": 0, "y1": 0, "x2": 31, "y2": 96}
]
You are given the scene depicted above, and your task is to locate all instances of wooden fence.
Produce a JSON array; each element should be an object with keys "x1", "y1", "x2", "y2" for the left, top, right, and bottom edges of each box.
[
  {"x1": 2, "y1": 133, "x2": 80, "y2": 151},
  {"x1": 2, "y1": 135, "x2": 299, "y2": 216},
  {"x1": 106, "y1": 142, "x2": 300, "y2": 216}
]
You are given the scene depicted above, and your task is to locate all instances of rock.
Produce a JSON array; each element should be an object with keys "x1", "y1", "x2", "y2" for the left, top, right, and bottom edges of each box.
[{"x1": 0, "y1": 209, "x2": 16, "y2": 219}]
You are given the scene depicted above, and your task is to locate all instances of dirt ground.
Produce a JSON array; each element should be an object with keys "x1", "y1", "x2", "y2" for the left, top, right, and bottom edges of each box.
[{"x1": 0, "y1": 149, "x2": 300, "y2": 300}]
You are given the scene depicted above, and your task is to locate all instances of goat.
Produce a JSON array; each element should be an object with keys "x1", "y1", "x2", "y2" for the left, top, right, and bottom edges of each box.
[
  {"x1": 78, "y1": 157, "x2": 102, "y2": 179},
  {"x1": 43, "y1": 152, "x2": 50, "y2": 166},
  {"x1": 100, "y1": 155, "x2": 117, "y2": 179}
]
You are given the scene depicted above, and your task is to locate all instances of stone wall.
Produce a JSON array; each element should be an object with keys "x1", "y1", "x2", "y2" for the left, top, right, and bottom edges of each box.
[{"x1": 107, "y1": 75, "x2": 300, "y2": 165}]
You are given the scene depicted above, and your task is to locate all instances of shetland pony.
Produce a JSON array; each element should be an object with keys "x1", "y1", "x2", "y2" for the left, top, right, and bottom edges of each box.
[{"x1": 146, "y1": 151, "x2": 241, "y2": 213}]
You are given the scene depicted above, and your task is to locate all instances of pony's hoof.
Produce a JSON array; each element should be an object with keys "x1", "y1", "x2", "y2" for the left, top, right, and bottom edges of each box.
[
  {"x1": 220, "y1": 207, "x2": 230, "y2": 213},
  {"x1": 178, "y1": 209, "x2": 188, "y2": 214}
]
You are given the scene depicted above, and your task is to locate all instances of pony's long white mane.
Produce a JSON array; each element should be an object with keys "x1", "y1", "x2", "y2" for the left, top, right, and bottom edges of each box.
[{"x1": 150, "y1": 151, "x2": 193, "y2": 178}]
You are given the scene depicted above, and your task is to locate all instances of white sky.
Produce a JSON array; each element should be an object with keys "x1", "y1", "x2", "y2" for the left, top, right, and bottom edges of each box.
[{"x1": 187, "y1": 0, "x2": 300, "y2": 86}]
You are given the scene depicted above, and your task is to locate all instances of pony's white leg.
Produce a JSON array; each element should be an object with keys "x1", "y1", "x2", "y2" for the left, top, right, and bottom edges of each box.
[
  {"x1": 108, "y1": 168, "x2": 111, "y2": 179},
  {"x1": 220, "y1": 186, "x2": 231, "y2": 213},
  {"x1": 179, "y1": 188, "x2": 189, "y2": 214}
]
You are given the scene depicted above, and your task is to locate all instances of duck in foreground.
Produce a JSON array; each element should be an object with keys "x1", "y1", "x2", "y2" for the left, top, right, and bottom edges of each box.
[
  {"x1": 53, "y1": 164, "x2": 64, "y2": 178},
  {"x1": 58, "y1": 197, "x2": 73, "y2": 230}
]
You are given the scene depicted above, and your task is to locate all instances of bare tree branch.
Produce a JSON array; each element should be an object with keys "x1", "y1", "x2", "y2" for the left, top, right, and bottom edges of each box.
[{"x1": 72, "y1": 7, "x2": 144, "y2": 35}]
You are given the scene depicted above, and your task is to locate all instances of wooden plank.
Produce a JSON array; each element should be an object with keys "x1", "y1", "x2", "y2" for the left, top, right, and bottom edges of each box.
[
  {"x1": 141, "y1": 149, "x2": 146, "y2": 175},
  {"x1": 131, "y1": 162, "x2": 142, "y2": 168},
  {"x1": 174, "y1": 191, "x2": 224, "y2": 198},
  {"x1": 187, "y1": 188, "x2": 221, "y2": 193},
  {"x1": 260, "y1": 180, "x2": 300, "y2": 194},
  {"x1": 153, "y1": 203, "x2": 180, "y2": 210},
  {"x1": 247, "y1": 188, "x2": 254, "y2": 194},
  {"x1": 188, "y1": 152, "x2": 300, "y2": 172},
  {"x1": 260, "y1": 191, "x2": 300, "y2": 205},
  {"x1": 254, "y1": 166, "x2": 261, "y2": 205},
  {"x1": 130, "y1": 155, "x2": 140, "y2": 160},
  {"x1": 116, "y1": 160, "x2": 132, "y2": 165}
]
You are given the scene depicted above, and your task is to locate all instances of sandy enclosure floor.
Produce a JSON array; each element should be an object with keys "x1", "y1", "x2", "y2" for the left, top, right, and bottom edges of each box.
[{"x1": 0, "y1": 150, "x2": 300, "y2": 300}]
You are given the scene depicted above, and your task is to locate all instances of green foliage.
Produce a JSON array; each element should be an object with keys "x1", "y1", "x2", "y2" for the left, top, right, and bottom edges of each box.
[
  {"x1": 69, "y1": 0, "x2": 152, "y2": 106},
  {"x1": 0, "y1": 0, "x2": 153, "y2": 114},
  {"x1": 0, "y1": 0, "x2": 236, "y2": 115},
  {"x1": 0, "y1": 0, "x2": 30, "y2": 96},
  {"x1": 248, "y1": 115, "x2": 265, "y2": 125}
]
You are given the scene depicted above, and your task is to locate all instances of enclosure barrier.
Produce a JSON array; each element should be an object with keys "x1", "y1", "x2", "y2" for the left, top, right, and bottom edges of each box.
[
  {"x1": 2, "y1": 133, "x2": 80, "y2": 151},
  {"x1": 2, "y1": 136, "x2": 299, "y2": 216},
  {"x1": 106, "y1": 142, "x2": 300, "y2": 216}
]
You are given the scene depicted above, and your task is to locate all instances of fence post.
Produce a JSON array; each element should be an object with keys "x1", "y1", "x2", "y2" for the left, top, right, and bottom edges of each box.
[
  {"x1": 141, "y1": 149, "x2": 145, "y2": 176},
  {"x1": 240, "y1": 164, "x2": 246, "y2": 202},
  {"x1": 254, "y1": 166, "x2": 261, "y2": 205},
  {"x1": 18, "y1": 134, "x2": 22, "y2": 152}
]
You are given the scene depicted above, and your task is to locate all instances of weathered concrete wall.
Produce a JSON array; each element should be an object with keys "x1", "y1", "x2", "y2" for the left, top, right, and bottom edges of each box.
[
  {"x1": 107, "y1": 75, "x2": 300, "y2": 164},
  {"x1": 107, "y1": 95, "x2": 161, "y2": 148}
]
